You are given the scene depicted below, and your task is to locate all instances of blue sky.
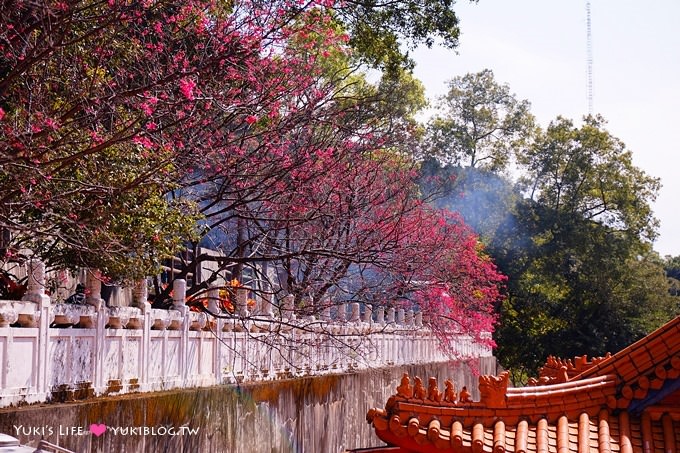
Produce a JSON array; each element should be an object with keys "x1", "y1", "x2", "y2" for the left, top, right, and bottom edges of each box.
[{"x1": 412, "y1": 0, "x2": 680, "y2": 256}]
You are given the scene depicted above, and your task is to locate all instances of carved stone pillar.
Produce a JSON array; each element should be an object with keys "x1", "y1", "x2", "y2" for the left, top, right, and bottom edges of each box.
[
  {"x1": 85, "y1": 269, "x2": 105, "y2": 309},
  {"x1": 336, "y1": 303, "x2": 347, "y2": 323},
  {"x1": 207, "y1": 286, "x2": 220, "y2": 313},
  {"x1": 349, "y1": 302, "x2": 360, "y2": 323},
  {"x1": 396, "y1": 308, "x2": 405, "y2": 325},
  {"x1": 386, "y1": 307, "x2": 395, "y2": 324},
  {"x1": 132, "y1": 279, "x2": 148, "y2": 310},
  {"x1": 172, "y1": 279, "x2": 186, "y2": 309},
  {"x1": 260, "y1": 295, "x2": 274, "y2": 318},
  {"x1": 376, "y1": 307, "x2": 385, "y2": 325},
  {"x1": 21, "y1": 260, "x2": 51, "y2": 328},
  {"x1": 405, "y1": 309, "x2": 414, "y2": 326},
  {"x1": 23, "y1": 260, "x2": 46, "y2": 303},
  {"x1": 235, "y1": 287, "x2": 248, "y2": 317},
  {"x1": 280, "y1": 294, "x2": 295, "y2": 320},
  {"x1": 362, "y1": 305, "x2": 373, "y2": 324},
  {"x1": 320, "y1": 302, "x2": 332, "y2": 322}
]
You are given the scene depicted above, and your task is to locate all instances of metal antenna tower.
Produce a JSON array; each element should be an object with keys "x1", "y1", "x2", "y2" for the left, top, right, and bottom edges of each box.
[{"x1": 586, "y1": 1, "x2": 593, "y2": 114}]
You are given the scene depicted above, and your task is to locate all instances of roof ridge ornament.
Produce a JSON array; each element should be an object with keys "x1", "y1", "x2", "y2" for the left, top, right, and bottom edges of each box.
[
  {"x1": 479, "y1": 370, "x2": 509, "y2": 408},
  {"x1": 532, "y1": 353, "x2": 613, "y2": 385}
]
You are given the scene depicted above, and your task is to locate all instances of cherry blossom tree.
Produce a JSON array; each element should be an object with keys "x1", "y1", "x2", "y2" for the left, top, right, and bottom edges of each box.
[
  {"x1": 1, "y1": 0, "x2": 505, "y2": 356},
  {"x1": 0, "y1": 0, "x2": 350, "y2": 276}
]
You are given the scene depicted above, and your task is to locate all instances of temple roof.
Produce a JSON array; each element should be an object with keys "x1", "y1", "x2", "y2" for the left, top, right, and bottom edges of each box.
[{"x1": 364, "y1": 316, "x2": 680, "y2": 453}]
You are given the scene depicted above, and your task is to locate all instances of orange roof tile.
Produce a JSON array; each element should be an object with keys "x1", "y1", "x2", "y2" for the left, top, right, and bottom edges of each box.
[{"x1": 362, "y1": 316, "x2": 680, "y2": 453}]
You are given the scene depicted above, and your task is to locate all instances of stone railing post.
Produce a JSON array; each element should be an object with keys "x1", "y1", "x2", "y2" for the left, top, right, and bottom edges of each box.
[
  {"x1": 207, "y1": 285, "x2": 220, "y2": 314},
  {"x1": 206, "y1": 285, "x2": 223, "y2": 383},
  {"x1": 235, "y1": 287, "x2": 248, "y2": 318},
  {"x1": 171, "y1": 279, "x2": 189, "y2": 385},
  {"x1": 22, "y1": 260, "x2": 48, "y2": 305},
  {"x1": 172, "y1": 279, "x2": 186, "y2": 310},
  {"x1": 396, "y1": 308, "x2": 405, "y2": 325},
  {"x1": 349, "y1": 302, "x2": 360, "y2": 323},
  {"x1": 93, "y1": 302, "x2": 109, "y2": 393},
  {"x1": 21, "y1": 260, "x2": 51, "y2": 397},
  {"x1": 338, "y1": 303, "x2": 348, "y2": 322},
  {"x1": 320, "y1": 302, "x2": 332, "y2": 322},
  {"x1": 386, "y1": 307, "x2": 395, "y2": 324},
  {"x1": 375, "y1": 306, "x2": 385, "y2": 325},
  {"x1": 132, "y1": 279, "x2": 149, "y2": 310},
  {"x1": 260, "y1": 294, "x2": 274, "y2": 318},
  {"x1": 362, "y1": 304, "x2": 373, "y2": 324},
  {"x1": 83, "y1": 269, "x2": 109, "y2": 392},
  {"x1": 85, "y1": 269, "x2": 105, "y2": 309},
  {"x1": 131, "y1": 279, "x2": 151, "y2": 388},
  {"x1": 280, "y1": 294, "x2": 295, "y2": 321}
]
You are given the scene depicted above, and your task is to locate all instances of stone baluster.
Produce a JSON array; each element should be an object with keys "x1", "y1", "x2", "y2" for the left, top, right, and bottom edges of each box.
[
  {"x1": 85, "y1": 269, "x2": 105, "y2": 309},
  {"x1": 21, "y1": 260, "x2": 52, "y2": 396},
  {"x1": 362, "y1": 304, "x2": 373, "y2": 324},
  {"x1": 405, "y1": 309, "x2": 414, "y2": 327},
  {"x1": 252, "y1": 292, "x2": 274, "y2": 333},
  {"x1": 235, "y1": 287, "x2": 248, "y2": 318},
  {"x1": 132, "y1": 279, "x2": 149, "y2": 309},
  {"x1": 336, "y1": 303, "x2": 346, "y2": 323},
  {"x1": 172, "y1": 279, "x2": 186, "y2": 310},
  {"x1": 320, "y1": 302, "x2": 332, "y2": 322},
  {"x1": 168, "y1": 279, "x2": 187, "y2": 330},
  {"x1": 260, "y1": 295, "x2": 274, "y2": 318},
  {"x1": 375, "y1": 306, "x2": 385, "y2": 325},
  {"x1": 386, "y1": 307, "x2": 395, "y2": 324},
  {"x1": 280, "y1": 294, "x2": 295, "y2": 321},
  {"x1": 22, "y1": 260, "x2": 46, "y2": 303},
  {"x1": 207, "y1": 285, "x2": 220, "y2": 314},
  {"x1": 349, "y1": 302, "x2": 360, "y2": 323},
  {"x1": 126, "y1": 279, "x2": 149, "y2": 329},
  {"x1": 19, "y1": 260, "x2": 51, "y2": 327},
  {"x1": 396, "y1": 308, "x2": 405, "y2": 325}
]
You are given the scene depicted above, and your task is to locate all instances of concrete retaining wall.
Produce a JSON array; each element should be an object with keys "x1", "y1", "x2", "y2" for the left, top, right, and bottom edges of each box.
[{"x1": 0, "y1": 358, "x2": 496, "y2": 453}]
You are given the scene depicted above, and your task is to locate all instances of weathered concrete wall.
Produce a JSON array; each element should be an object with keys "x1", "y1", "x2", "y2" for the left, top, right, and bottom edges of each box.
[{"x1": 0, "y1": 358, "x2": 496, "y2": 453}]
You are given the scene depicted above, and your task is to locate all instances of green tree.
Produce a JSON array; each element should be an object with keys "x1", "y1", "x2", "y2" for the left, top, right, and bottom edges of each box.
[
  {"x1": 518, "y1": 115, "x2": 659, "y2": 244},
  {"x1": 426, "y1": 69, "x2": 536, "y2": 171},
  {"x1": 663, "y1": 255, "x2": 680, "y2": 296},
  {"x1": 336, "y1": 0, "x2": 477, "y2": 72},
  {"x1": 491, "y1": 116, "x2": 677, "y2": 380}
]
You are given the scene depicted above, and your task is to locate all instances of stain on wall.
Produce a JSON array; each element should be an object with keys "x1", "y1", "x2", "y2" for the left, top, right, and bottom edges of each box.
[{"x1": 0, "y1": 358, "x2": 496, "y2": 453}]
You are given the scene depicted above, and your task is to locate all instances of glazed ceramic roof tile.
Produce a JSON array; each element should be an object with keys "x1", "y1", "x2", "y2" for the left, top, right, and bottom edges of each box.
[{"x1": 364, "y1": 316, "x2": 680, "y2": 453}]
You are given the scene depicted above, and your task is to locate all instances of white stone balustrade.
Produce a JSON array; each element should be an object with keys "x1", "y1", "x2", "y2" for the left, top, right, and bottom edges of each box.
[{"x1": 0, "y1": 265, "x2": 493, "y2": 408}]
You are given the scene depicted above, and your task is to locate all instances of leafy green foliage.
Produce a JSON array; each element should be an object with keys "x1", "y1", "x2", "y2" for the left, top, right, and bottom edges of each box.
[
  {"x1": 518, "y1": 115, "x2": 660, "y2": 244},
  {"x1": 663, "y1": 255, "x2": 680, "y2": 297},
  {"x1": 336, "y1": 0, "x2": 476, "y2": 72},
  {"x1": 489, "y1": 117, "x2": 677, "y2": 377},
  {"x1": 426, "y1": 69, "x2": 536, "y2": 171}
]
